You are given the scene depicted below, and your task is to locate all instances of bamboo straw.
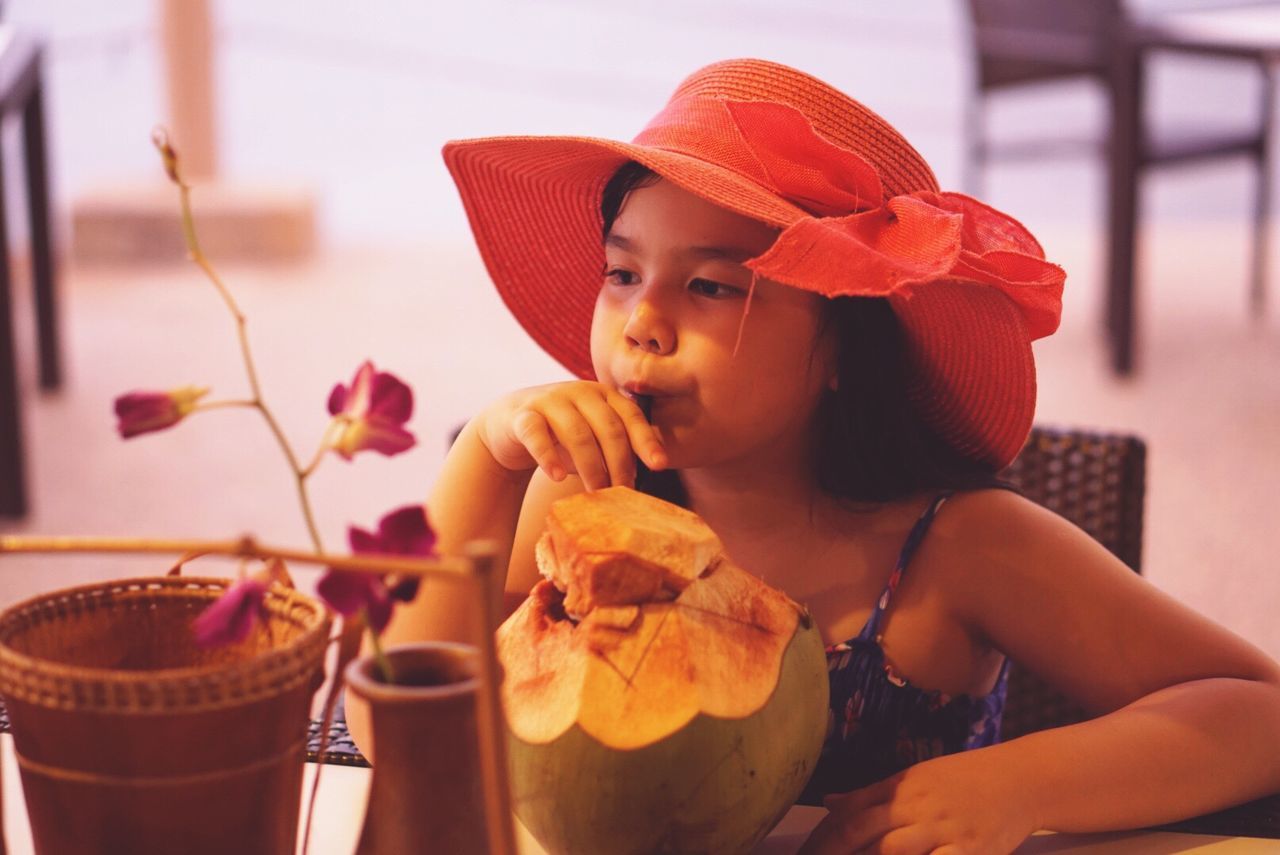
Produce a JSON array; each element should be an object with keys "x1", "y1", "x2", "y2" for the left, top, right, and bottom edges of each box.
[
  {"x1": 0, "y1": 534, "x2": 518, "y2": 855},
  {"x1": 464, "y1": 541, "x2": 519, "y2": 855}
]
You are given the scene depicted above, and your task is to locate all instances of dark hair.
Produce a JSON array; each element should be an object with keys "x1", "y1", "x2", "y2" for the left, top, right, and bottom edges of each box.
[
  {"x1": 815, "y1": 298, "x2": 1005, "y2": 502},
  {"x1": 601, "y1": 160, "x2": 661, "y2": 242},
  {"x1": 600, "y1": 161, "x2": 1006, "y2": 506}
]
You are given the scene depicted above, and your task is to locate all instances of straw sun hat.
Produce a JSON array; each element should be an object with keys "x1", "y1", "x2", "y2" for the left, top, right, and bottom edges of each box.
[{"x1": 442, "y1": 58, "x2": 1065, "y2": 469}]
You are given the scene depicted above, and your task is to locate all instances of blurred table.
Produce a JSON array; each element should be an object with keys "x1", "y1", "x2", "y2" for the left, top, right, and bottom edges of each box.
[
  {"x1": 4, "y1": 734, "x2": 1278, "y2": 854},
  {"x1": 1136, "y1": 5, "x2": 1280, "y2": 58},
  {"x1": 0, "y1": 700, "x2": 1273, "y2": 854}
]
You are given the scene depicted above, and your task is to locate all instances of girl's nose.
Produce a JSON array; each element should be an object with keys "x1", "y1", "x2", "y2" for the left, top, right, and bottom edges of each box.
[{"x1": 622, "y1": 299, "x2": 675, "y2": 355}]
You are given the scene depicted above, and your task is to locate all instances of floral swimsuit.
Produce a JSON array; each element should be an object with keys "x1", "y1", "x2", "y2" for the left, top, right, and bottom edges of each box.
[{"x1": 798, "y1": 492, "x2": 1008, "y2": 804}]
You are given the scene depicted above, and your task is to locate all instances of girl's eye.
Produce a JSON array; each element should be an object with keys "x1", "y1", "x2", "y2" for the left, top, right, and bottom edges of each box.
[
  {"x1": 604, "y1": 268, "x2": 638, "y2": 286},
  {"x1": 689, "y1": 278, "x2": 741, "y2": 299}
]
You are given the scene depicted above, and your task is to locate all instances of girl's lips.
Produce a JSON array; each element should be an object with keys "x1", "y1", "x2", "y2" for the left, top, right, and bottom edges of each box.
[{"x1": 621, "y1": 384, "x2": 667, "y2": 399}]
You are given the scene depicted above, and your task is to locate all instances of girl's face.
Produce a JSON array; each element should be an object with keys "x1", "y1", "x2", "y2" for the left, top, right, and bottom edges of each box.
[{"x1": 590, "y1": 178, "x2": 836, "y2": 471}]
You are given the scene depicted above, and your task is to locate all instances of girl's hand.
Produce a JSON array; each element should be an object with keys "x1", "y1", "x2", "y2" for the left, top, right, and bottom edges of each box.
[
  {"x1": 798, "y1": 750, "x2": 1039, "y2": 855},
  {"x1": 475, "y1": 381, "x2": 666, "y2": 491}
]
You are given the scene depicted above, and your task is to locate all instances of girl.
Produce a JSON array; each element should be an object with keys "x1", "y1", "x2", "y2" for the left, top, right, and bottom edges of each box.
[{"x1": 359, "y1": 59, "x2": 1280, "y2": 853}]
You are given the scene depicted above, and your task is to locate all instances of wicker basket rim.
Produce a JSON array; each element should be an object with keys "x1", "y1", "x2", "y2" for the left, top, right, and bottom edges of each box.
[{"x1": 0, "y1": 576, "x2": 330, "y2": 687}]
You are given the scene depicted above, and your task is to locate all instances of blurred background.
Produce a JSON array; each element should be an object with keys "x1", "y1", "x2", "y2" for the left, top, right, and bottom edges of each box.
[{"x1": 0, "y1": 1, "x2": 1276, "y2": 658}]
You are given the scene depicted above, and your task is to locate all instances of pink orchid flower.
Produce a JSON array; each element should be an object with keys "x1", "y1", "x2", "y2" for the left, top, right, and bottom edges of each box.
[
  {"x1": 193, "y1": 558, "x2": 292, "y2": 647},
  {"x1": 114, "y1": 386, "x2": 209, "y2": 439},
  {"x1": 326, "y1": 361, "x2": 416, "y2": 460},
  {"x1": 316, "y1": 505, "x2": 435, "y2": 632}
]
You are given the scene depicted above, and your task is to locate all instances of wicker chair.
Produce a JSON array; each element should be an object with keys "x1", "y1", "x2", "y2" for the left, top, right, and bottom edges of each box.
[{"x1": 997, "y1": 424, "x2": 1147, "y2": 740}]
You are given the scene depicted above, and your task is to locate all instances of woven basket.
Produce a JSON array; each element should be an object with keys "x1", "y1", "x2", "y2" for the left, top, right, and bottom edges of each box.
[{"x1": 0, "y1": 576, "x2": 330, "y2": 855}]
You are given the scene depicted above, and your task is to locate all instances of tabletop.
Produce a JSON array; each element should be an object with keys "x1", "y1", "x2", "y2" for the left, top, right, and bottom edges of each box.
[
  {"x1": 1134, "y1": 3, "x2": 1280, "y2": 58},
  {"x1": 1, "y1": 734, "x2": 1277, "y2": 855}
]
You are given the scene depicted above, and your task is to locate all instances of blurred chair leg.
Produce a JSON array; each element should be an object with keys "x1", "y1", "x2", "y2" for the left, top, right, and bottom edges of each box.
[
  {"x1": 1250, "y1": 65, "x2": 1274, "y2": 318},
  {"x1": 22, "y1": 73, "x2": 60, "y2": 390},
  {"x1": 0, "y1": 141, "x2": 27, "y2": 518},
  {"x1": 1105, "y1": 46, "x2": 1143, "y2": 376}
]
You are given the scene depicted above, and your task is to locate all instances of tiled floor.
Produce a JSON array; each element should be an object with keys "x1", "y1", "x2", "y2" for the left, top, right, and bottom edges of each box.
[{"x1": 2, "y1": 215, "x2": 1279, "y2": 661}]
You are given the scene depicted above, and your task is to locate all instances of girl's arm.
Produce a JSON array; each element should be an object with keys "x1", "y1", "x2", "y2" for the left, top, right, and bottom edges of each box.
[
  {"x1": 378, "y1": 416, "x2": 535, "y2": 647},
  {"x1": 806, "y1": 489, "x2": 1280, "y2": 853},
  {"x1": 346, "y1": 381, "x2": 658, "y2": 756},
  {"x1": 993, "y1": 674, "x2": 1280, "y2": 832},
  {"x1": 955, "y1": 490, "x2": 1280, "y2": 830},
  {"x1": 343, "y1": 416, "x2": 534, "y2": 758}
]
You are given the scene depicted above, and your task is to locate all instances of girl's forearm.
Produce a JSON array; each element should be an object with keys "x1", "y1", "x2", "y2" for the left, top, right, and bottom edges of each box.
[
  {"x1": 998, "y1": 677, "x2": 1280, "y2": 833},
  {"x1": 426, "y1": 417, "x2": 533, "y2": 562},
  {"x1": 347, "y1": 417, "x2": 534, "y2": 757},
  {"x1": 382, "y1": 417, "x2": 533, "y2": 647}
]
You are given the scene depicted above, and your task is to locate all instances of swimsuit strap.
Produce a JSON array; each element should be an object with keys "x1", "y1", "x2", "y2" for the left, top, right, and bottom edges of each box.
[{"x1": 857, "y1": 491, "x2": 955, "y2": 642}]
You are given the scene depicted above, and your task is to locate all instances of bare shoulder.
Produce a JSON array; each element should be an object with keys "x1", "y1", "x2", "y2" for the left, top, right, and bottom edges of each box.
[
  {"x1": 924, "y1": 486, "x2": 1144, "y2": 627},
  {"x1": 923, "y1": 486, "x2": 1132, "y2": 581},
  {"x1": 904, "y1": 488, "x2": 1064, "y2": 593},
  {"x1": 930, "y1": 486, "x2": 1069, "y2": 550}
]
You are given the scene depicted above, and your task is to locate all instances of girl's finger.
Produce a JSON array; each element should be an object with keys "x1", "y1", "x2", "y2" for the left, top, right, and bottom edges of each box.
[
  {"x1": 864, "y1": 824, "x2": 940, "y2": 855},
  {"x1": 842, "y1": 804, "x2": 900, "y2": 853},
  {"x1": 539, "y1": 401, "x2": 612, "y2": 491},
  {"x1": 801, "y1": 803, "x2": 897, "y2": 855},
  {"x1": 608, "y1": 391, "x2": 667, "y2": 470},
  {"x1": 824, "y1": 778, "x2": 894, "y2": 815},
  {"x1": 509, "y1": 408, "x2": 567, "y2": 481},
  {"x1": 574, "y1": 394, "x2": 638, "y2": 488}
]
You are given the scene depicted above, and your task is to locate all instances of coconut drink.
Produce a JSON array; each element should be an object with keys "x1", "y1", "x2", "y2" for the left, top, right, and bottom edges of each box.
[{"x1": 497, "y1": 487, "x2": 829, "y2": 855}]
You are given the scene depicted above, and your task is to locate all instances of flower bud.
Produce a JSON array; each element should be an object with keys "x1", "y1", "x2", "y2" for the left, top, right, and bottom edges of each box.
[{"x1": 114, "y1": 386, "x2": 209, "y2": 439}]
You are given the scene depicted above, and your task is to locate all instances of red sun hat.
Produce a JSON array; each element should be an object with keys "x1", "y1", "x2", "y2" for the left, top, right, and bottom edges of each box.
[{"x1": 442, "y1": 58, "x2": 1065, "y2": 470}]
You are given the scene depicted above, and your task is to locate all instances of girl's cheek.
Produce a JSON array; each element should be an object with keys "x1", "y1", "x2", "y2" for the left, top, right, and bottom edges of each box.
[{"x1": 589, "y1": 298, "x2": 619, "y2": 373}]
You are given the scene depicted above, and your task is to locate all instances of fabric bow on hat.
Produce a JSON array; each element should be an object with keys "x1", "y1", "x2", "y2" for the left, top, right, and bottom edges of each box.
[{"x1": 637, "y1": 97, "x2": 1065, "y2": 340}]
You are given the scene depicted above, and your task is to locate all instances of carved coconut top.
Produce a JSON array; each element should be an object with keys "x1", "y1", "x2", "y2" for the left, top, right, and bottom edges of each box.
[
  {"x1": 539, "y1": 487, "x2": 722, "y2": 619},
  {"x1": 497, "y1": 487, "x2": 813, "y2": 749}
]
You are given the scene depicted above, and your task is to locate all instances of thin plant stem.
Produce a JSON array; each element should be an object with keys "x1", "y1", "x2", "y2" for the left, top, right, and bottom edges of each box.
[
  {"x1": 300, "y1": 419, "x2": 344, "y2": 480},
  {"x1": 363, "y1": 608, "x2": 397, "y2": 684},
  {"x1": 191, "y1": 399, "x2": 256, "y2": 412},
  {"x1": 158, "y1": 132, "x2": 326, "y2": 555}
]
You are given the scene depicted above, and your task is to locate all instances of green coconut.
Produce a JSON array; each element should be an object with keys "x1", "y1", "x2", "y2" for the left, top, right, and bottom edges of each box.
[{"x1": 497, "y1": 487, "x2": 829, "y2": 855}]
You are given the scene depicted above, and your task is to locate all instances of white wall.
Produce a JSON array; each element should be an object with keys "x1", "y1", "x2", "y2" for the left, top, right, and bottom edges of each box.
[{"x1": 2, "y1": 0, "x2": 1271, "y2": 248}]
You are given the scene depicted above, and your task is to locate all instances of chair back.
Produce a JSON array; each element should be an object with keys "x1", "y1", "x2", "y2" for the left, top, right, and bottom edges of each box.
[
  {"x1": 998, "y1": 425, "x2": 1146, "y2": 738},
  {"x1": 965, "y1": 0, "x2": 1124, "y2": 90}
]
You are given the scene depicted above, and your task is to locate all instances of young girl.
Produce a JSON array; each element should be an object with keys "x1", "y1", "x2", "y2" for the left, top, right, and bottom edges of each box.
[{"x1": 360, "y1": 59, "x2": 1280, "y2": 853}]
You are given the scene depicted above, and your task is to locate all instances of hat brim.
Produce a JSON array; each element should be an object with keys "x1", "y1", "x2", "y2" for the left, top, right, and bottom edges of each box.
[
  {"x1": 894, "y1": 281, "x2": 1035, "y2": 469},
  {"x1": 443, "y1": 135, "x2": 811, "y2": 379}
]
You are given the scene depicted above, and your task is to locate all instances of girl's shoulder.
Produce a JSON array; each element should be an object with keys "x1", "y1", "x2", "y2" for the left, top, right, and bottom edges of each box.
[
  {"x1": 896, "y1": 487, "x2": 1087, "y2": 629},
  {"x1": 829, "y1": 487, "x2": 1051, "y2": 572},
  {"x1": 926, "y1": 487, "x2": 1066, "y2": 555}
]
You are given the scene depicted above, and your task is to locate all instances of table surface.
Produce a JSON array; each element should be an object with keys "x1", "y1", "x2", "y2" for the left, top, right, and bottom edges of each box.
[
  {"x1": 0, "y1": 735, "x2": 1276, "y2": 855},
  {"x1": 1136, "y1": 4, "x2": 1280, "y2": 55}
]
